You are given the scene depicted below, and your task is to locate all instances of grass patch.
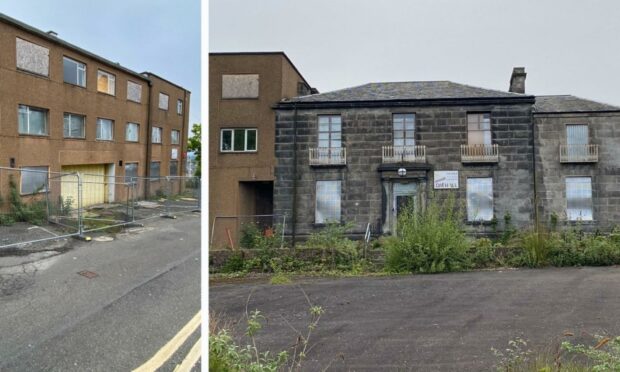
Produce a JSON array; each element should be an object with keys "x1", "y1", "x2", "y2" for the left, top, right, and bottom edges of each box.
[{"x1": 269, "y1": 272, "x2": 292, "y2": 285}]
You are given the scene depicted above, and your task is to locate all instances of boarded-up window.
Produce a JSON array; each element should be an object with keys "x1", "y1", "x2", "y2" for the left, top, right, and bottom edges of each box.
[
  {"x1": 159, "y1": 93, "x2": 169, "y2": 110},
  {"x1": 16, "y1": 38, "x2": 49, "y2": 76},
  {"x1": 315, "y1": 181, "x2": 341, "y2": 223},
  {"x1": 566, "y1": 177, "x2": 593, "y2": 221},
  {"x1": 222, "y1": 74, "x2": 259, "y2": 98},
  {"x1": 169, "y1": 160, "x2": 179, "y2": 176},
  {"x1": 467, "y1": 178, "x2": 494, "y2": 221},
  {"x1": 127, "y1": 81, "x2": 142, "y2": 103},
  {"x1": 125, "y1": 163, "x2": 138, "y2": 183}
]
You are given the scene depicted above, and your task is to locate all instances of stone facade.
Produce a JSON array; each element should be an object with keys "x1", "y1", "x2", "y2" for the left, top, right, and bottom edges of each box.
[
  {"x1": 534, "y1": 112, "x2": 620, "y2": 230},
  {"x1": 274, "y1": 102, "x2": 536, "y2": 238}
]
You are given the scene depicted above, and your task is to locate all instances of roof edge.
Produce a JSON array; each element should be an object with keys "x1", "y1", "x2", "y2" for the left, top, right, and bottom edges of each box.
[
  {"x1": 141, "y1": 71, "x2": 191, "y2": 93},
  {"x1": 274, "y1": 96, "x2": 536, "y2": 110},
  {"x1": 0, "y1": 12, "x2": 150, "y2": 83},
  {"x1": 209, "y1": 51, "x2": 313, "y2": 88}
]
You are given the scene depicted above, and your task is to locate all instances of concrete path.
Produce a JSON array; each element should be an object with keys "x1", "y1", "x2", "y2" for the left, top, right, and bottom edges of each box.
[
  {"x1": 0, "y1": 214, "x2": 201, "y2": 371},
  {"x1": 210, "y1": 267, "x2": 620, "y2": 371}
]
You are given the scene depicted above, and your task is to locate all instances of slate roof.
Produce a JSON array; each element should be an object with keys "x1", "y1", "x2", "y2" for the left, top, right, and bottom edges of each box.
[
  {"x1": 533, "y1": 95, "x2": 620, "y2": 113},
  {"x1": 288, "y1": 81, "x2": 527, "y2": 103}
]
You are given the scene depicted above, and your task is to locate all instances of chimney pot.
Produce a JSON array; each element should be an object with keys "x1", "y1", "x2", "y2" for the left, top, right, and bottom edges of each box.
[{"x1": 509, "y1": 67, "x2": 526, "y2": 94}]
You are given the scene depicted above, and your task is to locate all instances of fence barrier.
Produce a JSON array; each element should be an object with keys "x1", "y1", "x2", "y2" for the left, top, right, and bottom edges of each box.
[{"x1": 0, "y1": 166, "x2": 200, "y2": 250}]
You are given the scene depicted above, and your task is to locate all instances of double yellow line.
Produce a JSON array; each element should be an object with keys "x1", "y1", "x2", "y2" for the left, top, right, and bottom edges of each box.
[{"x1": 133, "y1": 310, "x2": 202, "y2": 372}]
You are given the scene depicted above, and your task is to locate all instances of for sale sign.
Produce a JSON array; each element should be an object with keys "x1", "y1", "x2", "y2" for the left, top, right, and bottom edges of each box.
[{"x1": 434, "y1": 171, "x2": 459, "y2": 189}]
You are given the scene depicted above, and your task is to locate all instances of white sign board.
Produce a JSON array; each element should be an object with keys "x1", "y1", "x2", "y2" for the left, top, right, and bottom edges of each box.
[
  {"x1": 434, "y1": 171, "x2": 459, "y2": 189},
  {"x1": 171, "y1": 148, "x2": 178, "y2": 160}
]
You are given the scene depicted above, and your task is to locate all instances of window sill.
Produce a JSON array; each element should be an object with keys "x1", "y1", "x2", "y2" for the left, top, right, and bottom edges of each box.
[
  {"x1": 63, "y1": 82, "x2": 86, "y2": 89},
  {"x1": 219, "y1": 150, "x2": 258, "y2": 154},
  {"x1": 126, "y1": 140, "x2": 140, "y2": 143},
  {"x1": 97, "y1": 91, "x2": 116, "y2": 97},
  {"x1": 127, "y1": 99, "x2": 142, "y2": 104},
  {"x1": 16, "y1": 68, "x2": 50, "y2": 80},
  {"x1": 465, "y1": 220, "x2": 496, "y2": 226},
  {"x1": 95, "y1": 139, "x2": 114, "y2": 142},
  {"x1": 63, "y1": 137, "x2": 86, "y2": 140},
  {"x1": 19, "y1": 134, "x2": 50, "y2": 138}
]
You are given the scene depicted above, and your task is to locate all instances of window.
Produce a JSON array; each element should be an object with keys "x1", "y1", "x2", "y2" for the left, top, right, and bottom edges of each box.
[
  {"x1": 220, "y1": 128, "x2": 257, "y2": 152},
  {"x1": 566, "y1": 124, "x2": 589, "y2": 158},
  {"x1": 126, "y1": 123, "x2": 139, "y2": 142},
  {"x1": 18, "y1": 105, "x2": 48, "y2": 135},
  {"x1": 467, "y1": 178, "x2": 493, "y2": 221},
  {"x1": 96, "y1": 118, "x2": 114, "y2": 140},
  {"x1": 125, "y1": 163, "x2": 138, "y2": 183},
  {"x1": 63, "y1": 57, "x2": 86, "y2": 87},
  {"x1": 127, "y1": 81, "x2": 142, "y2": 103},
  {"x1": 16, "y1": 38, "x2": 49, "y2": 76},
  {"x1": 159, "y1": 93, "x2": 169, "y2": 110},
  {"x1": 566, "y1": 177, "x2": 593, "y2": 221},
  {"x1": 318, "y1": 115, "x2": 341, "y2": 148},
  {"x1": 169, "y1": 160, "x2": 179, "y2": 176},
  {"x1": 222, "y1": 74, "x2": 259, "y2": 98},
  {"x1": 152, "y1": 127, "x2": 162, "y2": 144},
  {"x1": 97, "y1": 70, "x2": 115, "y2": 95},
  {"x1": 393, "y1": 114, "x2": 415, "y2": 147},
  {"x1": 315, "y1": 180, "x2": 341, "y2": 223},
  {"x1": 150, "y1": 162, "x2": 160, "y2": 179},
  {"x1": 467, "y1": 113, "x2": 491, "y2": 145},
  {"x1": 63, "y1": 113, "x2": 85, "y2": 138},
  {"x1": 177, "y1": 99, "x2": 183, "y2": 115},
  {"x1": 21, "y1": 166, "x2": 48, "y2": 195},
  {"x1": 171, "y1": 130, "x2": 180, "y2": 145}
]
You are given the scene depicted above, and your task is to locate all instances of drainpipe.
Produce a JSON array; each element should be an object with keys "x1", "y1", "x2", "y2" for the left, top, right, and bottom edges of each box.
[
  {"x1": 531, "y1": 109, "x2": 539, "y2": 228},
  {"x1": 145, "y1": 79, "x2": 153, "y2": 197},
  {"x1": 291, "y1": 104, "x2": 298, "y2": 247},
  {"x1": 182, "y1": 89, "x2": 188, "y2": 176}
]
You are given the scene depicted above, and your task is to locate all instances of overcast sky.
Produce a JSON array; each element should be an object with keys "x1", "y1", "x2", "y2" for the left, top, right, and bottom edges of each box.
[
  {"x1": 210, "y1": 0, "x2": 620, "y2": 106},
  {"x1": 0, "y1": 0, "x2": 200, "y2": 125}
]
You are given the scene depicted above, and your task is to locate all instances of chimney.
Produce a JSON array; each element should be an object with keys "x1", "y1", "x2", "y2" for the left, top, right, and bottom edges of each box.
[{"x1": 509, "y1": 67, "x2": 526, "y2": 93}]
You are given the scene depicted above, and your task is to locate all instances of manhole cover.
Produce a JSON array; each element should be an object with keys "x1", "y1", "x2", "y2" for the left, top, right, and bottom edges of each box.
[{"x1": 77, "y1": 270, "x2": 98, "y2": 279}]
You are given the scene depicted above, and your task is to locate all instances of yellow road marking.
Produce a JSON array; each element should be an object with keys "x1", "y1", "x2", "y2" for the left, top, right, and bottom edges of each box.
[
  {"x1": 132, "y1": 311, "x2": 201, "y2": 372},
  {"x1": 173, "y1": 337, "x2": 201, "y2": 372}
]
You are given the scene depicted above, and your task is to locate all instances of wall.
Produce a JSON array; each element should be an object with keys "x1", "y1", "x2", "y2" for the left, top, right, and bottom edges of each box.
[
  {"x1": 274, "y1": 103, "x2": 535, "y2": 238},
  {"x1": 534, "y1": 112, "x2": 620, "y2": 230}
]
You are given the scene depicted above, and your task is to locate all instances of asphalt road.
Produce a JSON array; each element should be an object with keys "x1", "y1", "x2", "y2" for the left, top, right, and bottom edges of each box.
[
  {"x1": 210, "y1": 267, "x2": 620, "y2": 371},
  {"x1": 0, "y1": 214, "x2": 201, "y2": 371}
]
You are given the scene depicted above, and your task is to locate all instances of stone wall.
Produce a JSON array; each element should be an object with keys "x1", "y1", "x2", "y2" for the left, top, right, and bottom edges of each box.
[
  {"x1": 534, "y1": 112, "x2": 620, "y2": 231},
  {"x1": 274, "y1": 103, "x2": 535, "y2": 238}
]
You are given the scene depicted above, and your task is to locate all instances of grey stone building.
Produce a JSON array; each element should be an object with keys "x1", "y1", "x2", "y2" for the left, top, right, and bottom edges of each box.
[{"x1": 273, "y1": 68, "x2": 620, "y2": 239}]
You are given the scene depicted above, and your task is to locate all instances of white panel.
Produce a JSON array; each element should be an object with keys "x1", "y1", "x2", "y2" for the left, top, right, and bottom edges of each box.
[
  {"x1": 222, "y1": 74, "x2": 259, "y2": 98},
  {"x1": 127, "y1": 81, "x2": 142, "y2": 103},
  {"x1": 16, "y1": 38, "x2": 49, "y2": 76}
]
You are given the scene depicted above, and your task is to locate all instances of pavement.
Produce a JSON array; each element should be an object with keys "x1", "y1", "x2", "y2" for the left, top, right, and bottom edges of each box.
[
  {"x1": 210, "y1": 266, "x2": 620, "y2": 371},
  {"x1": 0, "y1": 213, "x2": 201, "y2": 371}
]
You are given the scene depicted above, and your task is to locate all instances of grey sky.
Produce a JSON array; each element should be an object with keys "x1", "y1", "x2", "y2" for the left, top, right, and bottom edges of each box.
[
  {"x1": 0, "y1": 0, "x2": 201, "y2": 125},
  {"x1": 210, "y1": 0, "x2": 620, "y2": 106}
]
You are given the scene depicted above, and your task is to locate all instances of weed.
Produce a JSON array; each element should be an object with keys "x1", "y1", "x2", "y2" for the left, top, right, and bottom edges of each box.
[{"x1": 269, "y1": 272, "x2": 292, "y2": 285}]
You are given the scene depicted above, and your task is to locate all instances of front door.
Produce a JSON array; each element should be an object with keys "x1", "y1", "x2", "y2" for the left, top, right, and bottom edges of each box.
[{"x1": 392, "y1": 182, "x2": 417, "y2": 234}]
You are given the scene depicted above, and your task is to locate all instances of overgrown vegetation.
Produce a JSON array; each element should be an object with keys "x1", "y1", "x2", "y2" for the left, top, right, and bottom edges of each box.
[
  {"x1": 0, "y1": 176, "x2": 47, "y2": 226},
  {"x1": 493, "y1": 334, "x2": 620, "y2": 371},
  {"x1": 209, "y1": 290, "x2": 324, "y2": 371},
  {"x1": 383, "y1": 193, "x2": 470, "y2": 273}
]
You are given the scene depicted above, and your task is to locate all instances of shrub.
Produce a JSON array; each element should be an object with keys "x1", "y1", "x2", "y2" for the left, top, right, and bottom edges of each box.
[
  {"x1": 383, "y1": 193, "x2": 470, "y2": 273},
  {"x1": 7, "y1": 176, "x2": 47, "y2": 225},
  {"x1": 303, "y1": 222, "x2": 359, "y2": 270},
  {"x1": 470, "y1": 238, "x2": 496, "y2": 268},
  {"x1": 221, "y1": 252, "x2": 246, "y2": 273},
  {"x1": 520, "y1": 226, "x2": 553, "y2": 267},
  {"x1": 562, "y1": 335, "x2": 620, "y2": 371},
  {"x1": 239, "y1": 223, "x2": 283, "y2": 272}
]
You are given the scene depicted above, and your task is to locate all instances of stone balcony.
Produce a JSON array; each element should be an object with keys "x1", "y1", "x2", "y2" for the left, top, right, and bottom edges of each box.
[
  {"x1": 559, "y1": 144, "x2": 598, "y2": 163},
  {"x1": 460, "y1": 144, "x2": 499, "y2": 163},
  {"x1": 309, "y1": 147, "x2": 346, "y2": 166},
  {"x1": 382, "y1": 145, "x2": 426, "y2": 163}
]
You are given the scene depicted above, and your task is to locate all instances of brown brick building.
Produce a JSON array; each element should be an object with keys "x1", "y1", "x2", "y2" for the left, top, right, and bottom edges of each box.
[
  {"x1": 0, "y1": 13, "x2": 190, "y2": 206},
  {"x1": 208, "y1": 52, "x2": 315, "y2": 247}
]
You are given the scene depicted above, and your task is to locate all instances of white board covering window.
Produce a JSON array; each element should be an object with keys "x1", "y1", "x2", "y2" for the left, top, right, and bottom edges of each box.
[
  {"x1": 63, "y1": 57, "x2": 86, "y2": 87},
  {"x1": 315, "y1": 180, "x2": 341, "y2": 223},
  {"x1": 125, "y1": 163, "x2": 138, "y2": 183},
  {"x1": 97, "y1": 70, "x2": 115, "y2": 95},
  {"x1": 222, "y1": 74, "x2": 259, "y2": 98},
  {"x1": 220, "y1": 128, "x2": 257, "y2": 152},
  {"x1": 126, "y1": 123, "x2": 139, "y2": 142},
  {"x1": 467, "y1": 178, "x2": 493, "y2": 221},
  {"x1": 21, "y1": 166, "x2": 48, "y2": 195},
  {"x1": 566, "y1": 124, "x2": 589, "y2": 159},
  {"x1": 127, "y1": 81, "x2": 142, "y2": 103},
  {"x1": 152, "y1": 127, "x2": 162, "y2": 144},
  {"x1": 18, "y1": 105, "x2": 48, "y2": 135},
  {"x1": 159, "y1": 93, "x2": 169, "y2": 110},
  {"x1": 177, "y1": 99, "x2": 183, "y2": 114},
  {"x1": 566, "y1": 177, "x2": 593, "y2": 221},
  {"x1": 96, "y1": 118, "x2": 114, "y2": 140},
  {"x1": 16, "y1": 38, "x2": 49, "y2": 76},
  {"x1": 63, "y1": 113, "x2": 85, "y2": 138},
  {"x1": 467, "y1": 113, "x2": 491, "y2": 145}
]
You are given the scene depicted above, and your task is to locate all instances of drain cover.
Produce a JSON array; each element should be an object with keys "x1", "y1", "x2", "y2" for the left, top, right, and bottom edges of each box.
[{"x1": 77, "y1": 270, "x2": 98, "y2": 279}]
